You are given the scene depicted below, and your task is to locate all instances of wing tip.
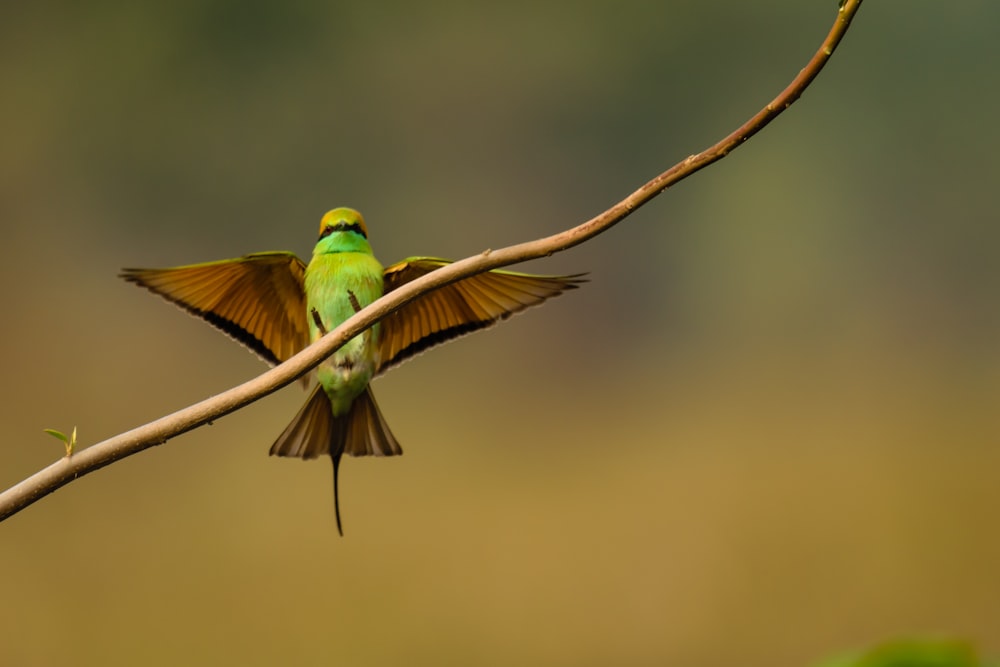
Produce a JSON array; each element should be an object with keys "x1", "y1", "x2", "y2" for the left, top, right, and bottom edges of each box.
[{"x1": 118, "y1": 268, "x2": 145, "y2": 283}]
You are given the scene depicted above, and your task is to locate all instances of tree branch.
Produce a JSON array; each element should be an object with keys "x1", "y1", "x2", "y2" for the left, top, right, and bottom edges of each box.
[{"x1": 0, "y1": 0, "x2": 864, "y2": 522}]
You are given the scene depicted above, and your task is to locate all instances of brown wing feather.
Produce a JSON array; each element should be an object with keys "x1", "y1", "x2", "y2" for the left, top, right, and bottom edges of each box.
[
  {"x1": 377, "y1": 257, "x2": 585, "y2": 374},
  {"x1": 120, "y1": 251, "x2": 309, "y2": 366}
]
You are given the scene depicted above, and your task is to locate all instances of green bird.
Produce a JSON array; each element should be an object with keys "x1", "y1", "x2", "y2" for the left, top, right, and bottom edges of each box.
[{"x1": 121, "y1": 207, "x2": 583, "y2": 534}]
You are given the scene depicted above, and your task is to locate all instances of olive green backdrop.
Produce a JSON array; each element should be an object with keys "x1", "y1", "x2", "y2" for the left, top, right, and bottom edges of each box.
[{"x1": 2, "y1": 2, "x2": 998, "y2": 666}]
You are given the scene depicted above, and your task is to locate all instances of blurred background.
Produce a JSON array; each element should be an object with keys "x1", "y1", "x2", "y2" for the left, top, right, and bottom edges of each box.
[{"x1": 2, "y1": 2, "x2": 998, "y2": 665}]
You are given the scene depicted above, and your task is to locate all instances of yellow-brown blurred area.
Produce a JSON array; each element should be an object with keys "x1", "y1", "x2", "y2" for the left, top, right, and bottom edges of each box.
[{"x1": 2, "y1": 2, "x2": 999, "y2": 666}]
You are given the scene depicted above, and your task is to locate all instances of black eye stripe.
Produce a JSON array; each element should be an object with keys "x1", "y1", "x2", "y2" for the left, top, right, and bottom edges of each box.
[{"x1": 319, "y1": 222, "x2": 367, "y2": 240}]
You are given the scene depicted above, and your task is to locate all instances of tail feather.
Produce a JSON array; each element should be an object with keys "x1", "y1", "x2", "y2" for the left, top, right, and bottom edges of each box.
[
  {"x1": 270, "y1": 386, "x2": 402, "y2": 535},
  {"x1": 269, "y1": 386, "x2": 333, "y2": 459},
  {"x1": 345, "y1": 387, "x2": 403, "y2": 458}
]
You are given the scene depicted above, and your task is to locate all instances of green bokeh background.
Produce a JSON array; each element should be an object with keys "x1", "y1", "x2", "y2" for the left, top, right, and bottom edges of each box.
[{"x1": 2, "y1": 2, "x2": 998, "y2": 665}]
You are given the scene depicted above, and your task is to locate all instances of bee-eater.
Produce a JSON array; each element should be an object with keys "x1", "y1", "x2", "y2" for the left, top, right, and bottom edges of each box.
[{"x1": 121, "y1": 207, "x2": 583, "y2": 534}]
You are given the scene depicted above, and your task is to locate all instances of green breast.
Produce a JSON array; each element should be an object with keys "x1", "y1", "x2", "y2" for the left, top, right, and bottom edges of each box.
[{"x1": 304, "y1": 251, "x2": 385, "y2": 414}]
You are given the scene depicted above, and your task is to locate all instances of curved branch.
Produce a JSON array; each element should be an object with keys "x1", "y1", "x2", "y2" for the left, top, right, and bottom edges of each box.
[{"x1": 0, "y1": 0, "x2": 863, "y2": 522}]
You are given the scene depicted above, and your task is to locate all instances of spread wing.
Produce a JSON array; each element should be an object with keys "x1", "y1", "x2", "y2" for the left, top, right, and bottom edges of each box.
[
  {"x1": 121, "y1": 251, "x2": 310, "y2": 366},
  {"x1": 377, "y1": 257, "x2": 585, "y2": 374}
]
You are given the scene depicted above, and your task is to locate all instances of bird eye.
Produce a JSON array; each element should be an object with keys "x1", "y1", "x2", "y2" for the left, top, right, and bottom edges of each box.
[{"x1": 319, "y1": 222, "x2": 366, "y2": 240}]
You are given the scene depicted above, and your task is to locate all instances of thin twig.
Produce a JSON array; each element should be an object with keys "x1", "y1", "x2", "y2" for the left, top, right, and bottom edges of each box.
[{"x1": 0, "y1": 0, "x2": 863, "y2": 523}]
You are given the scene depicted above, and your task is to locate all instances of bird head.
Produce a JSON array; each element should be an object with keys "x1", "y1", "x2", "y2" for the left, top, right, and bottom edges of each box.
[
  {"x1": 318, "y1": 207, "x2": 368, "y2": 240},
  {"x1": 314, "y1": 208, "x2": 372, "y2": 255}
]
